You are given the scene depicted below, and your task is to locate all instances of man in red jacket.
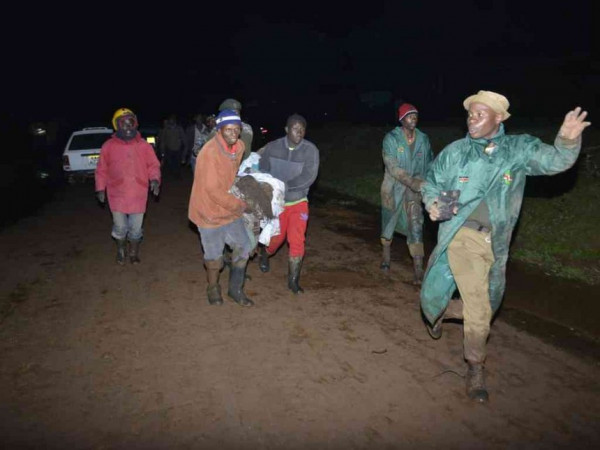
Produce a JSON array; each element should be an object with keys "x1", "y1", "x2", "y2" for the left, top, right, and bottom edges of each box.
[{"x1": 95, "y1": 108, "x2": 161, "y2": 265}]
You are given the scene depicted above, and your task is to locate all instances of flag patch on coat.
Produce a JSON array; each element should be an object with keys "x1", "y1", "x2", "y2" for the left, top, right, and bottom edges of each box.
[
  {"x1": 458, "y1": 176, "x2": 469, "y2": 183},
  {"x1": 503, "y1": 170, "x2": 513, "y2": 185}
]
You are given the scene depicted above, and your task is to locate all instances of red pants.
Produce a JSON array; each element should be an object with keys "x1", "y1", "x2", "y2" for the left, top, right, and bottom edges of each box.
[{"x1": 267, "y1": 201, "x2": 309, "y2": 258}]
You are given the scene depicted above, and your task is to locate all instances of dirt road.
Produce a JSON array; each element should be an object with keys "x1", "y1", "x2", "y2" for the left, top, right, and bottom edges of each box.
[{"x1": 1, "y1": 172, "x2": 599, "y2": 449}]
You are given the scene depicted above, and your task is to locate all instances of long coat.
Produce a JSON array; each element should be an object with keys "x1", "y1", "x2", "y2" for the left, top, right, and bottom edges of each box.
[
  {"x1": 95, "y1": 133, "x2": 161, "y2": 214},
  {"x1": 380, "y1": 127, "x2": 433, "y2": 241},
  {"x1": 420, "y1": 124, "x2": 581, "y2": 324}
]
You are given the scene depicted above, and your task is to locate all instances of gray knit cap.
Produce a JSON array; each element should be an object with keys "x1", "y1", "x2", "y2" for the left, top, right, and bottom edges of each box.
[{"x1": 218, "y1": 98, "x2": 242, "y2": 112}]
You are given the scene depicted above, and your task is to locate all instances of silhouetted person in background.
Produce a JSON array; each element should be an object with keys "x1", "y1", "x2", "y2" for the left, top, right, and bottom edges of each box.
[
  {"x1": 185, "y1": 113, "x2": 211, "y2": 173},
  {"x1": 158, "y1": 114, "x2": 186, "y2": 178}
]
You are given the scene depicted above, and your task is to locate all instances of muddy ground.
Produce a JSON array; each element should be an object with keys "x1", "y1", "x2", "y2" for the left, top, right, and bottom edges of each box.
[{"x1": 1, "y1": 170, "x2": 599, "y2": 449}]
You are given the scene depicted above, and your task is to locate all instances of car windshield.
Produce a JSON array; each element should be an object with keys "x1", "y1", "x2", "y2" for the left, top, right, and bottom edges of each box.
[{"x1": 68, "y1": 133, "x2": 111, "y2": 151}]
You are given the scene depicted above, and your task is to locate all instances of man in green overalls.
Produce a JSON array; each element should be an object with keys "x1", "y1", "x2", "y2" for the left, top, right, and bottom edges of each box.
[
  {"x1": 420, "y1": 90, "x2": 590, "y2": 403},
  {"x1": 380, "y1": 103, "x2": 433, "y2": 284}
]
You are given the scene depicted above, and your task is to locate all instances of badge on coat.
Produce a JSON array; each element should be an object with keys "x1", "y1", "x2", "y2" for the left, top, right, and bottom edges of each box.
[
  {"x1": 503, "y1": 170, "x2": 513, "y2": 185},
  {"x1": 397, "y1": 146, "x2": 405, "y2": 153}
]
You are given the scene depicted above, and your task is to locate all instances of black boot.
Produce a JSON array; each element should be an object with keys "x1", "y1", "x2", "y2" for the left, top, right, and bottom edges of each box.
[
  {"x1": 288, "y1": 256, "x2": 304, "y2": 294},
  {"x1": 116, "y1": 239, "x2": 127, "y2": 265},
  {"x1": 129, "y1": 239, "x2": 141, "y2": 264},
  {"x1": 259, "y1": 246, "x2": 270, "y2": 273},
  {"x1": 227, "y1": 259, "x2": 254, "y2": 306},
  {"x1": 412, "y1": 255, "x2": 424, "y2": 285},
  {"x1": 205, "y1": 258, "x2": 223, "y2": 305},
  {"x1": 466, "y1": 362, "x2": 489, "y2": 403}
]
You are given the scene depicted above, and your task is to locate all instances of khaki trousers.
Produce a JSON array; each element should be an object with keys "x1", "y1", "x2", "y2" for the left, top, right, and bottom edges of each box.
[{"x1": 448, "y1": 227, "x2": 495, "y2": 364}]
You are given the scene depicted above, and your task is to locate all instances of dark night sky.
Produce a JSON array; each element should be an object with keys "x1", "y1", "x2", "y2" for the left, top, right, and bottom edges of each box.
[{"x1": 4, "y1": 1, "x2": 595, "y2": 129}]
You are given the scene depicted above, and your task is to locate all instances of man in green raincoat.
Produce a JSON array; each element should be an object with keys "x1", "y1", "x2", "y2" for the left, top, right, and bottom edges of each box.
[
  {"x1": 420, "y1": 90, "x2": 590, "y2": 403},
  {"x1": 380, "y1": 103, "x2": 433, "y2": 284}
]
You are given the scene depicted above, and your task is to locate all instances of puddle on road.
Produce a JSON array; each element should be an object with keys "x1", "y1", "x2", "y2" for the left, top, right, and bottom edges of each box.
[{"x1": 313, "y1": 189, "x2": 600, "y2": 362}]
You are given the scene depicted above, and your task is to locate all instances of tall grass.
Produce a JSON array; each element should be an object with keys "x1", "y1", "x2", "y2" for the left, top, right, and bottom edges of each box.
[{"x1": 310, "y1": 121, "x2": 600, "y2": 285}]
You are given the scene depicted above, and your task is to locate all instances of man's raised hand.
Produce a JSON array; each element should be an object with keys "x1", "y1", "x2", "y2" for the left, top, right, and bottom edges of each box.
[{"x1": 558, "y1": 107, "x2": 591, "y2": 140}]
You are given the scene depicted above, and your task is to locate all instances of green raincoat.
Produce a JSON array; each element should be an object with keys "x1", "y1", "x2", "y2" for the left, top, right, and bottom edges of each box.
[
  {"x1": 420, "y1": 124, "x2": 581, "y2": 324},
  {"x1": 381, "y1": 127, "x2": 433, "y2": 242}
]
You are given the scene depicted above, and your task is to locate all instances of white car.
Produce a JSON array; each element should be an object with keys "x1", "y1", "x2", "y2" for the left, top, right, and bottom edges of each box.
[{"x1": 62, "y1": 127, "x2": 113, "y2": 182}]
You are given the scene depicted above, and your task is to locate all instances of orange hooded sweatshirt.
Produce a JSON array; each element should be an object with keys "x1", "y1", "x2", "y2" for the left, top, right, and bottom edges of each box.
[{"x1": 188, "y1": 133, "x2": 245, "y2": 228}]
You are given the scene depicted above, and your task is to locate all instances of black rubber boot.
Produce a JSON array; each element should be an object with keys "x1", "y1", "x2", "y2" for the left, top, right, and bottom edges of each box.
[
  {"x1": 259, "y1": 246, "x2": 270, "y2": 273},
  {"x1": 380, "y1": 240, "x2": 391, "y2": 271},
  {"x1": 466, "y1": 362, "x2": 489, "y2": 403},
  {"x1": 227, "y1": 259, "x2": 254, "y2": 307},
  {"x1": 288, "y1": 256, "x2": 304, "y2": 294},
  {"x1": 224, "y1": 249, "x2": 252, "y2": 279},
  {"x1": 129, "y1": 239, "x2": 141, "y2": 264},
  {"x1": 412, "y1": 255, "x2": 424, "y2": 285},
  {"x1": 116, "y1": 239, "x2": 127, "y2": 265},
  {"x1": 205, "y1": 258, "x2": 223, "y2": 305}
]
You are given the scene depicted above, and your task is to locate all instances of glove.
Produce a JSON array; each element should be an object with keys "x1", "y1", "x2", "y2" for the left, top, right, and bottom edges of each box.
[
  {"x1": 436, "y1": 190, "x2": 461, "y2": 221},
  {"x1": 150, "y1": 179, "x2": 160, "y2": 196},
  {"x1": 95, "y1": 190, "x2": 105, "y2": 204}
]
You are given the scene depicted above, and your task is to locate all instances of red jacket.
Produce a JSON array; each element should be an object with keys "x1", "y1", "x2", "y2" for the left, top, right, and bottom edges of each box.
[
  {"x1": 95, "y1": 133, "x2": 161, "y2": 214},
  {"x1": 188, "y1": 133, "x2": 245, "y2": 228}
]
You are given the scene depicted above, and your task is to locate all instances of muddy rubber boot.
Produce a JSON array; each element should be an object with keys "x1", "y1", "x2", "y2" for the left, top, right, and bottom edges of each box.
[
  {"x1": 205, "y1": 258, "x2": 223, "y2": 305},
  {"x1": 227, "y1": 259, "x2": 254, "y2": 307},
  {"x1": 412, "y1": 255, "x2": 424, "y2": 285},
  {"x1": 259, "y1": 246, "x2": 270, "y2": 273},
  {"x1": 116, "y1": 239, "x2": 127, "y2": 266},
  {"x1": 288, "y1": 256, "x2": 304, "y2": 294},
  {"x1": 466, "y1": 362, "x2": 489, "y2": 403},
  {"x1": 129, "y1": 239, "x2": 141, "y2": 264},
  {"x1": 380, "y1": 239, "x2": 391, "y2": 271}
]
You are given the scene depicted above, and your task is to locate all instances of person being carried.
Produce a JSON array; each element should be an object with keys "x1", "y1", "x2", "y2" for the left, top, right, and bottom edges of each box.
[
  {"x1": 380, "y1": 103, "x2": 434, "y2": 284},
  {"x1": 257, "y1": 114, "x2": 320, "y2": 294},
  {"x1": 95, "y1": 108, "x2": 161, "y2": 265},
  {"x1": 188, "y1": 109, "x2": 255, "y2": 307},
  {"x1": 420, "y1": 90, "x2": 590, "y2": 403}
]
